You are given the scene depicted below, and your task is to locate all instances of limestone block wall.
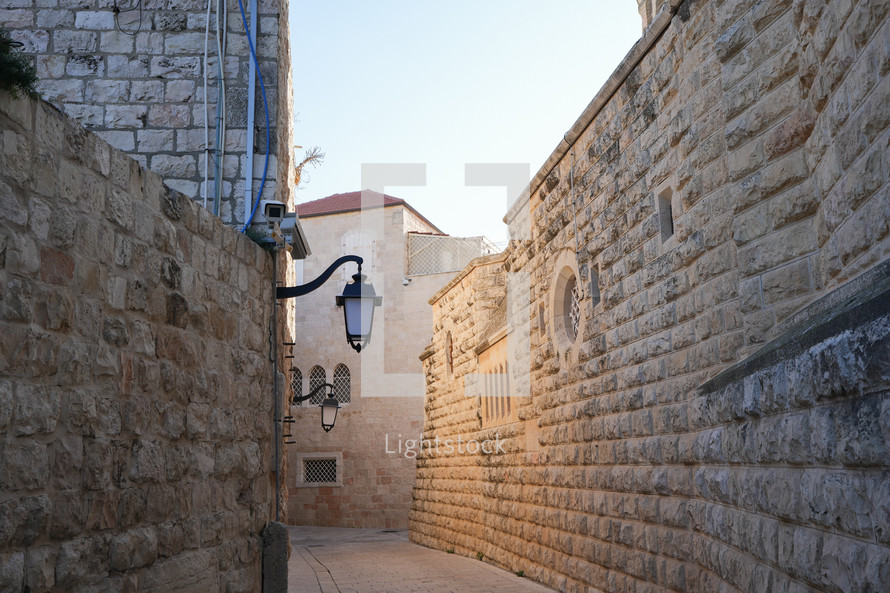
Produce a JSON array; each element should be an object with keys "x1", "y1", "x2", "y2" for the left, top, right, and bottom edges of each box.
[
  {"x1": 416, "y1": 262, "x2": 890, "y2": 593},
  {"x1": 411, "y1": 0, "x2": 890, "y2": 591},
  {"x1": 0, "y1": 0, "x2": 296, "y2": 225},
  {"x1": 0, "y1": 92, "x2": 277, "y2": 592}
]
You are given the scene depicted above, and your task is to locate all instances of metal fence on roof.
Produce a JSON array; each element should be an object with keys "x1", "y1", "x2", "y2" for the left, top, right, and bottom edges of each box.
[{"x1": 406, "y1": 234, "x2": 501, "y2": 276}]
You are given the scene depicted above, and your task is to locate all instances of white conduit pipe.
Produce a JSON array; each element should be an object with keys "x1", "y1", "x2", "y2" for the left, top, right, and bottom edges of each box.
[
  {"x1": 214, "y1": 0, "x2": 228, "y2": 216},
  {"x1": 243, "y1": 0, "x2": 257, "y2": 226},
  {"x1": 221, "y1": 0, "x2": 228, "y2": 213},
  {"x1": 202, "y1": 0, "x2": 212, "y2": 209}
]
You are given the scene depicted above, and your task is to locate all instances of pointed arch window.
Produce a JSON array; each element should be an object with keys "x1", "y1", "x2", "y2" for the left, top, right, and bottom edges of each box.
[
  {"x1": 332, "y1": 364, "x2": 351, "y2": 404},
  {"x1": 308, "y1": 366, "x2": 327, "y2": 405},
  {"x1": 290, "y1": 368, "x2": 302, "y2": 405}
]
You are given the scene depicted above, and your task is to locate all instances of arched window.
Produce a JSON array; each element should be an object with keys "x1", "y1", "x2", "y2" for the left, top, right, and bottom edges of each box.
[
  {"x1": 553, "y1": 261, "x2": 583, "y2": 347},
  {"x1": 309, "y1": 366, "x2": 326, "y2": 405},
  {"x1": 333, "y1": 364, "x2": 350, "y2": 404},
  {"x1": 478, "y1": 338, "x2": 516, "y2": 430},
  {"x1": 291, "y1": 368, "x2": 302, "y2": 406}
]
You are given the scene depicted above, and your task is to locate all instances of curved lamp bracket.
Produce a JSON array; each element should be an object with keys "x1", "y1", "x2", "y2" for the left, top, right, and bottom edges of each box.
[
  {"x1": 276, "y1": 255, "x2": 363, "y2": 300},
  {"x1": 293, "y1": 382, "x2": 333, "y2": 405}
]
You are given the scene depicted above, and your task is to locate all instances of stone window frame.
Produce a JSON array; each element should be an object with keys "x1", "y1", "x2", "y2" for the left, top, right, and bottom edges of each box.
[
  {"x1": 295, "y1": 452, "x2": 343, "y2": 488},
  {"x1": 658, "y1": 191, "x2": 675, "y2": 241},
  {"x1": 445, "y1": 331, "x2": 454, "y2": 377},
  {"x1": 655, "y1": 177, "x2": 682, "y2": 254},
  {"x1": 550, "y1": 248, "x2": 585, "y2": 367},
  {"x1": 589, "y1": 261, "x2": 602, "y2": 309},
  {"x1": 340, "y1": 229, "x2": 378, "y2": 282}
]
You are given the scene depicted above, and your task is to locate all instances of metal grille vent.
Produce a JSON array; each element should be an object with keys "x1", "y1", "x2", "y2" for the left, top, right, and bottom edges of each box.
[
  {"x1": 569, "y1": 278, "x2": 582, "y2": 340},
  {"x1": 483, "y1": 362, "x2": 511, "y2": 422},
  {"x1": 304, "y1": 458, "x2": 337, "y2": 484},
  {"x1": 407, "y1": 234, "x2": 500, "y2": 276}
]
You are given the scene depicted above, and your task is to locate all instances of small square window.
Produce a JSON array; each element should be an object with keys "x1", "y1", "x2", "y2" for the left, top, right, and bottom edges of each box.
[
  {"x1": 295, "y1": 452, "x2": 342, "y2": 487},
  {"x1": 304, "y1": 458, "x2": 337, "y2": 484}
]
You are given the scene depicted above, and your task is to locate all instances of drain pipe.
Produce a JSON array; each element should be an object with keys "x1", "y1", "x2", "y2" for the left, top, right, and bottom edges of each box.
[
  {"x1": 243, "y1": 0, "x2": 258, "y2": 225},
  {"x1": 271, "y1": 251, "x2": 281, "y2": 523}
]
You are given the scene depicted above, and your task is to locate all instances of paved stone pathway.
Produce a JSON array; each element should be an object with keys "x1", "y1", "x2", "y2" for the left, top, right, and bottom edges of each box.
[{"x1": 288, "y1": 526, "x2": 556, "y2": 593}]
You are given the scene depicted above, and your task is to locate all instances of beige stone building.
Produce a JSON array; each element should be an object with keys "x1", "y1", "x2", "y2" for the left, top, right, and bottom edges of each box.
[
  {"x1": 412, "y1": 0, "x2": 890, "y2": 591},
  {"x1": 285, "y1": 191, "x2": 497, "y2": 528}
]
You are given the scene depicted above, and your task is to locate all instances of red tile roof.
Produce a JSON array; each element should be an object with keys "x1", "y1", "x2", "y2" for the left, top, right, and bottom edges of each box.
[
  {"x1": 296, "y1": 190, "x2": 403, "y2": 217},
  {"x1": 296, "y1": 190, "x2": 444, "y2": 234}
]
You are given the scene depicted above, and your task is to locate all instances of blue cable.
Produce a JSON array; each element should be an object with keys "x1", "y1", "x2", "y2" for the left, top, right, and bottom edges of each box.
[{"x1": 237, "y1": 0, "x2": 271, "y2": 233}]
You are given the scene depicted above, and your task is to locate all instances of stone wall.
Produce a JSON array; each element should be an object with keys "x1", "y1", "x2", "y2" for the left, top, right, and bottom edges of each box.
[
  {"x1": 411, "y1": 0, "x2": 890, "y2": 591},
  {"x1": 0, "y1": 0, "x2": 296, "y2": 225},
  {"x1": 0, "y1": 92, "x2": 278, "y2": 592},
  {"x1": 416, "y1": 263, "x2": 890, "y2": 592}
]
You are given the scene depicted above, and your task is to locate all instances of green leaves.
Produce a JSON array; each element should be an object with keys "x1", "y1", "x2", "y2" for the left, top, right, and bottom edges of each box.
[{"x1": 0, "y1": 28, "x2": 39, "y2": 99}]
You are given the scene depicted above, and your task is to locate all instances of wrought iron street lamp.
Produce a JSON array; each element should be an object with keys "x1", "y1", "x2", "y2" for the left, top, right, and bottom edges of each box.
[
  {"x1": 337, "y1": 272, "x2": 383, "y2": 352},
  {"x1": 291, "y1": 383, "x2": 341, "y2": 432},
  {"x1": 276, "y1": 255, "x2": 382, "y2": 353},
  {"x1": 320, "y1": 394, "x2": 340, "y2": 432},
  {"x1": 276, "y1": 254, "x2": 381, "y2": 431}
]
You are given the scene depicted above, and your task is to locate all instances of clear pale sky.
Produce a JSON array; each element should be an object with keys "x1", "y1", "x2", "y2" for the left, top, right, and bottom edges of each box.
[{"x1": 289, "y1": 1, "x2": 642, "y2": 243}]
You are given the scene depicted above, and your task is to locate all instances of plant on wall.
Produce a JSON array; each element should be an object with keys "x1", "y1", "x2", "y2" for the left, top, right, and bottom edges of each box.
[
  {"x1": 244, "y1": 224, "x2": 277, "y2": 252},
  {"x1": 294, "y1": 146, "x2": 325, "y2": 187},
  {"x1": 0, "y1": 29, "x2": 38, "y2": 98}
]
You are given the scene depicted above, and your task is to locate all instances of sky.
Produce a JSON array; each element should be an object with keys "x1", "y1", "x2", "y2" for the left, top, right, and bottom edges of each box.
[{"x1": 288, "y1": 1, "x2": 642, "y2": 244}]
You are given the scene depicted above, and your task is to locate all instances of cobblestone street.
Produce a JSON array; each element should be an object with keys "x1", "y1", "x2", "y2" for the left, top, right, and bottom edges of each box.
[{"x1": 288, "y1": 527, "x2": 556, "y2": 593}]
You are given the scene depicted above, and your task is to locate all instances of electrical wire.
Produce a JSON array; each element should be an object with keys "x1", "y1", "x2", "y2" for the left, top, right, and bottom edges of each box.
[
  {"x1": 112, "y1": 0, "x2": 144, "y2": 37},
  {"x1": 237, "y1": 0, "x2": 271, "y2": 233}
]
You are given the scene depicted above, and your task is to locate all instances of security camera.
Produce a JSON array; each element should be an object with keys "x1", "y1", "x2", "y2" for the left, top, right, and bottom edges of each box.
[
  {"x1": 402, "y1": 277, "x2": 411, "y2": 286},
  {"x1": 260, "y1": 200, "x2": 286, "y2": 224}
]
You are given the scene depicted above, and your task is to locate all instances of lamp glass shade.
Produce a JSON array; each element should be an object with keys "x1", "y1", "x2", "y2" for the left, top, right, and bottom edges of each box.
[
  {"x1": 344, "y1": 294, "x2": 376, "y2": 337},
  {"x1": 336, "y1": 273, "x2": 382, "y2": 350},
  {"x1": 320, "y1": 396, "x2": 340, "y2": 432}
]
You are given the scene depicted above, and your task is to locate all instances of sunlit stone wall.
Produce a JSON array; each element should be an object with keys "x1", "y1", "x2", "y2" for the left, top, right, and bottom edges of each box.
[{"x1": 411, "y1": 0, "x2": 890, "y2": 591}]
